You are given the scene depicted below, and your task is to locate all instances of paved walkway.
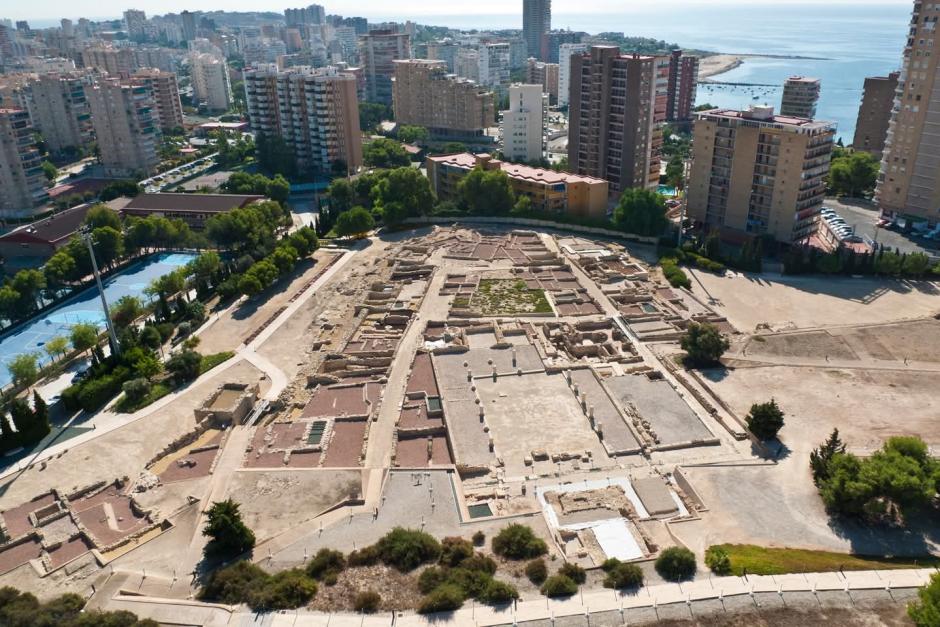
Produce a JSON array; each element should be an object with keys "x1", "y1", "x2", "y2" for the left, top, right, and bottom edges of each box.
[{"x1": 92, "y1": 567, "x2": 938, "y2": 626}]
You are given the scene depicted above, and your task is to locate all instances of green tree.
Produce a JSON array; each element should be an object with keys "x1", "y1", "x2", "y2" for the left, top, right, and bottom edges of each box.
[
  {"x1": 11, "y1": 269, "x2": 47, "y2": 313},
  {"x1": 827, "y1": 148, "x2": 879, "y2": 197},
  {"x1": 398, "y1": 125, "x2": 430, "y2": 144},
  {"x1": 613, "y1": 188, "x2": 668, "y2": 236},
  {"x1": 326, "y1": 178, "x2": 354, "y2": 213},
  {"x1": 84, "y1": 204, "x2": 123, "y2": 231},
  {"x1": 166, "y1": 349, "x2": 202, "y2": 383},
  {"x1": 810, "y1": 428, "x2": 846, "y2": 484},
  {"x1": 255, "y1": 133, "x2": 296, "y2": 178},
  {"x1": 665, "y1": 155, "x2": 685, "y2": 190},
  {"x1": 91, "y1": 226, "x2": 125, "y2": 268},
  {"x1": 203, "y1": 499, "x2": 256, "y2": 558},
  {"x1": 70, "y1": 323, "x2": 99, "y2": 356},
  {"x1": 31, "y1": 390, "x2": 49, "y2": 438},
  {"x1": 374, "y1": 167, "x2": 435, "y2": 223},
  {"x1": 491, "y1": 524, "x2": 547, "y2": 559},
  {"x1": 133, "y1": 354, "x2": 163, "y2": 380},
  {"x1": 457, "y1": 167, "x2": 515, "y2": 215},
  {"x1": 512, "y1": 194, "x2": 533, "y2": 215},
  {"x1": 122, "y1": 378, "x2": 151, "y2": 403},
  {"x1": 9, "y1": 397, "x2": 35, "y2": 438},
  {"x1": 41, "y1": 160, "x2": 57, "y2": 183},
  {"x1": 745, "y1": 399, "x2": 785, "y2": 441},
  {"x1": 704, "y1": 546, "x2": 732, "y2": 575},
  {"x1": 680, "y1": 322, "x2": 729, "y2": 366},
  {"x1": 44, "y1": 250, "x2": 78, "y2": 286},
  {"x1": 44, "y1": 336, "x2": 70, "y2": 362},
  {"x1": 655, "y1": 547, "x2": 697, "y2": 581},
  {"x1": 7, "y1": 353, "x2": 40, "y2": 389},
  {"x1": 363, "y1": 138, "x2": 410, "y2": 168},
  {"x1": 909, "y1": 572, "x2": 940, "y2": 627},
  {"x1": 271, "y1": 245, "x2": 298, "y2": 275},
  {"x1": 359, "y1": 102, "x2": 388, "y2": 132},
  {"x1": 902, "y1": 252, "x2": 931, "y2": 277},
  {"x1": 335, "y1": 206, "x2": 375, "y2": 238},
  {"x1": 110, "y1": 296, "x2": 144, "y2": 329}
]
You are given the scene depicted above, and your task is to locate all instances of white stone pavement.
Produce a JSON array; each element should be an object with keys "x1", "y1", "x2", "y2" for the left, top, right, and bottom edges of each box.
[{"x1": 95, "y1": 567, "x2": 938, "y2": 626}]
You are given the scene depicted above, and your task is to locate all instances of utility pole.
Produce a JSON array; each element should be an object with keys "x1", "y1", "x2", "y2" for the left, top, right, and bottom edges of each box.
[{"x1": 80, "y1": 227, "x2": 121, "y2": 357}]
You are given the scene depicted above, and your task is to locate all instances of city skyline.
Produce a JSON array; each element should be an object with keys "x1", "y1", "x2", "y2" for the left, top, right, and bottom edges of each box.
[{"x1": 8, "y1": 0, "x2": 913, "y2": 23}]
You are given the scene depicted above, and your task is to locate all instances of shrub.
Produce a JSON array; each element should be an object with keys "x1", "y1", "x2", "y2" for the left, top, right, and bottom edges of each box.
[
  {"x1": 459, "y1": 553, "x2": 497, "y2": 575},
  {"x1": 472, "y1": 530, "x2": 486, "y2": 546},
  {"x1": 478, "y1": 579, "x2": 518, "y2": 605},
  {"x1": 446, "y1": 568, "x2": 493, "y2": 598},
  {"x1": 745, "y1": 399, "x2": 785, "y2": 441},
  {"x1": 440, "y1": 536, "x2": 475, "y2": 567},
  {"x1": 680, "y1": 322, "x2": 729, "y2": 367},
  {"x1": 347, "y1": 545, "x2": 380, "y2": 567},
  {"x1": 705, "y1": 546, "x2": 732, "y2": 576},
  {"x1": 418, "y1": 566, "x2": 450, "y2": 594},
  {"x1": 525, "y1": 558, "x2": 548, "y2": 584},
  {"x1": 249, "y1": 569, "x2": 317, "y2": 611},
  {"x1": 306, "y1": 548, "x2": 346, "y2": 580},
  {"x1": 322, "y1": 572, "x2": 338, "y2": 586},
  {"x1": 417, "y1": 583, "x2": 465, "y2": 614},
  {"x1": 200, "y1": 560, "x2": 268, "y2": 603},
  {"x1": 354, "y1": 590, "x2": 381, "y2": 613},
  {"x1": 655, "y1": 547, "x2": 697, "y2": 582},
  {"x1": 77, "y1": 375, "x2": 122, "y2": 412},
  {"x1": 661, "y1": 258, "x2": 692, "y2": 289},
  {"x1": 491, "y1": 524, "x2": 547, "y2": 560},
  {"x1": 122, "y1": 377, "x2": 151, "y2": 403},
  {"x1": 558, "y1": 562, "x2": 586, "y2": 584},
  {"x1": 540, "y1": 575, "x2": 578, "y2": 597},
  {"x1": 376, "y1": 527, "x2": 442, "y2": 571},
  {"x1": 601, "y1": 557, "x2": 621, "y2": 572},
  {"x1": 603, "y1": 562, "x2": 644, "y2": 589},
  {"x1": 908, "y1": 572, "x2": 940, "y2": 626}
]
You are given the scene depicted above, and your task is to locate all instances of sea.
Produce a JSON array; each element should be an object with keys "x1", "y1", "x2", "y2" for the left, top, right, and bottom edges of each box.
[{"x1": 401, "y1": 3, "x2": 912, "y2": 142}]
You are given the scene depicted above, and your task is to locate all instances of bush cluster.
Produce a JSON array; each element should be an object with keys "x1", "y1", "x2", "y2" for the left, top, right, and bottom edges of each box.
[
  {"x1": 601, "y1": 558, "x2": 644, "y2": 589},
  {"x1": 491, "y1": 524, "x2": 548, "y2": 560},
  {"x1": 655, "y1": 547, "x2": 697, "y2": 582},
  {"x1": 416, "y1": 535, "x2": 517, "y2": 614},
  {"x1": 660, "y1": 257, "x2": 692, "y2": 289},
  {"x1": 705, "y1": 547, "x2": 732, "y2": 575},
  {"x1": 0, "y1": 586, "x2": 156, "y2": 626},
  {"x1": 200, "y1": 560, "x2": 317, "y2": 611}
]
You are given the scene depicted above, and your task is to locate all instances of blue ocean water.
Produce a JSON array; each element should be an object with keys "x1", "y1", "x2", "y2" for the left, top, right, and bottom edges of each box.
[{"x1": 411, "y1": 3, "x2": 911, "y2": 141}]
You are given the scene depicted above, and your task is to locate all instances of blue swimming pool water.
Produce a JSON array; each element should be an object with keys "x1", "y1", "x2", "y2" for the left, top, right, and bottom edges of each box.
[
  {"x1": 658, "y1": 185, "x2": 678, "y2": 197},
  {"x1": 0, "y1": 251, "x2": 197, "y2": 389}
]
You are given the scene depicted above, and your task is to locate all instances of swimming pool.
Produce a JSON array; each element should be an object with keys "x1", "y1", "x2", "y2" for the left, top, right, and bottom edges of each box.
[
  {"x1": 0, "y1": 251, "x2": 197, "y2": 389},
  {"x1": 657, "y1": 185, "x2": 678, "y2": 197}
]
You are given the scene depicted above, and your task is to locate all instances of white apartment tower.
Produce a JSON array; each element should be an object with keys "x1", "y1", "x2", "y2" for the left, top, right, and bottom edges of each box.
[
  {"x1": 27, "y1": 72, "x2": 94, "y2": 155},
  {"x1": 558, "y1": 42, "x2": 588, "y2": 107},
  {"x1": 501, "y1": 84, "x2": 545, "y2": 163},
  {"x1": 86, "y1": 79, "x2": 159, "y2": 177},
  {"x1": 191, "y1": 53, "x2": 232, "y2": 112}
]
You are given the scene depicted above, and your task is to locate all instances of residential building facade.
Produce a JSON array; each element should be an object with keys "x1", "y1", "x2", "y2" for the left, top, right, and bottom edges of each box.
[
  {"x1": 780, "y1": 76, "x2": 821, "y2": 119},
  {"x1": 525, "y1": 58, "x2": 559, "y2": 104},
  {"x1": 567, "y1": 46, "x2": 662, "y2": 196},
  {"x1": 687, "y1": 106, "x2": 834, "y2": 244},
  {"x1": 666, "y1": 50, "x2": 699, "y2": 123},
  {"x1": 244, "y1": 64, "x2": 362, "y2": 176},
  {"x1": 190, "y1": 53, "x2": 232, "y2": 112},
  {"x1": 359, "y1": 29, "x2": 411, "y2": 106},
  {"x1": 500, "y1": 83, "x2": 545, "y2": 162},
  {"x1": 853, "y1": 72, "x2": 899, "y2": 158},
  {"x1": 523, "y1": 0, "x2": 551, "y2": 61},
  {"x1": 557, "y1": 42, "x2": 588, "y2": 107},
  {"x1": 86, "y1": 78, "x2": 160, "y2": 177},
  {"x1": 26, "y1": 72, "x2": 94, "y2": 155},
  {"x1": 427, "y1": 152, "x2": 608, "y2": 217},
  {"x1": 0, "y1": 108, "x2": 49, "y2": 216},
  {"x1": 131, "y1": 68, "x2": 184, "y2": 131},
  {"x1": 392, "y1": 60, "x2": 495, "y2": 138}
]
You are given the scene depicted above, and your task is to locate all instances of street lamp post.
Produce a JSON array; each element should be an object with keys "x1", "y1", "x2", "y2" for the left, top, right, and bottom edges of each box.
[{"x1": 79, "y1": 227, "x2": 121, "y2": 357}]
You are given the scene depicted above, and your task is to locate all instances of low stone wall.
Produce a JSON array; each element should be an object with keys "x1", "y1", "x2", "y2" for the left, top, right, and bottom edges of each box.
[{"x1": 404, "y1": 216, "x2": 659, "y2": 244}]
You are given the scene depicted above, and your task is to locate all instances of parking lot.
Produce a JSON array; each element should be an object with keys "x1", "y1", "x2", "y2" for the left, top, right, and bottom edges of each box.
[{"x1": 824, "y1": 198, "x2": 940, "y2": 256}]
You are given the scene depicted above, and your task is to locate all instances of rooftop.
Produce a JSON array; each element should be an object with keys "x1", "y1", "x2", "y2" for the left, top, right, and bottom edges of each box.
[
  {"x1": 122, "y1": 193, "x2": 265, "y2": 214},
  {"x1": 0, "y1": 204, "x2": 94, "y2": 246},
  {"x1": 428, "y1": 152, "x2": 607, "y2": 186},
  {"x1": 696, "y1": 107, "x2": 834, "y2": 132}
]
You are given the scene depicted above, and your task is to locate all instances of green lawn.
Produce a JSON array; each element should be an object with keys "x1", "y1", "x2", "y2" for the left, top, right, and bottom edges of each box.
[
  {"x1": 200, "y1": 351, "x2": 236, "y2": 375},
  {"x1": 712, "y1": 544, "x2": 940, "y2": 576}
]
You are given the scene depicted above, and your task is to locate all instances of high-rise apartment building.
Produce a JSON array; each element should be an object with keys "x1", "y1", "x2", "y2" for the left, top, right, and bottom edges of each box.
[
  {"x1": 359, "y1": 30, "x2": 411, "y2": 106},
  {"x1": 0, "y1": 108, "x2": 49, "y2": 216},
  {"x1": 479, "y1": 43, "x2": 511, "y2": 97},
  {"x1": 455, "y1": 48, "x2": 481, "y2": 83},
  {"x1": 525, "y1": 58, "x2": 558, "y2": 103},
  {"x1": 180, "y1": 11, "x2": 197, "y2": 42},
  {"x1": 392, "y1": 60, "x2": 495, "y2": 138},
  {"x1": 567, "y1": 46, "x2": 661, "y2": 195},
  {"x1": 557, "y1": 42, "x2": 588, "y2": 107},
  {"x1": 285, "y1": 4, "x2": 325, "y2": 28},
  {"x1": 542, "y1": 30, "x2": 581, "y2": 64},
  {"x1": 780, "y1": 76, "x2": 820, "y2": 119},
  {"x1": 877, "y1": 1, "x2": 940, "y2": 223},
  {"x1": 190, "y1": 53, "x2": 232, "y2": 112},
  {"x1": 244, "y1": 65, "x2": 362, "y2": 175},
  {"x1": 27, "y1": 73, "x2": 94, "y2": 155},
  {"x1": 427, "y1": 41, "x2": 459, "y2": 73},
  {"x1": 124, "y1": 9, "x2": 147, "y2": 41},
  {"x1": 666, "y1": 50, "x2": 699, "y2": 124},
  {"x1": 80, "y1": 47, "x2": 137, "y2": 76},
  {"x1": 853, "y1": 72, "x2": 899, "y2": 158},
  {"x1": 523, "y1": 0, "x2": 551, "y2": 61},
  {"x1": 132, "y1": 68, "x2": 184, "y2": 131},
  {"x1": 687, "y1": 106, "x2": 834, "y2": 243},
  {"x1": 86, "y1": 78, "x2": 160, "y2": 177},
  {"x1": 501, "y1": 83, "x2": 545, "y2": 162}
]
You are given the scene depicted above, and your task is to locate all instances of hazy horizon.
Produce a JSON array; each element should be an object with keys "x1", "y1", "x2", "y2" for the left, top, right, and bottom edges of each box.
[{"x1": 8, "y1": 0, "x2": 914, "y2": 25}]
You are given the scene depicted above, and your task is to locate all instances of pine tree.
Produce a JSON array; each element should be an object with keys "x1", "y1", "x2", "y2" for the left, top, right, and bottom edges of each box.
[
  {"x1": 0, "y1": 413, "x2": 14, "y2": 446},
  {"x1": 32, "y1": 391, "x2": 49, "y2": 437},
  {"x1": 9, "y1": 398, "x2": 33, "y2": 436},
  {"x1": 809, "y1": 428, "x2": 846, "y2": 485}
]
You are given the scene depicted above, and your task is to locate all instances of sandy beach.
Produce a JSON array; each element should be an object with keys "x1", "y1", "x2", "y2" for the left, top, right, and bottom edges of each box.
[{"x1": 698, "y1": 54, "x2": 745, "y2": 79}]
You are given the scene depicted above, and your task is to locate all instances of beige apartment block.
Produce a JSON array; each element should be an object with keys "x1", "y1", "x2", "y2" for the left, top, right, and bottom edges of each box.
[
  {"x1": 131, "y1": 68, "x2": 184, "y2": 131},
  {"x1": 86, "y1": 78, "x2": 160, "y2": 178},
  {"x1": 853, "y1": 72, "x2": 899, "y2": 158},
  {"x1": 0, "y1": 109, "x2": 49, "y2": 216},
  {"x1": 190, "y1": 53, "x2": 232, "y2": 113},
  {"x1": 780, "y1": 75, "x2": 820, "y2": 119},
  {"x1": 391, "y1": 59, "x2": 495, "y2": 138},
  {"x1": 525, "y1": 57, "x2": 559, "y2": 103},
  {"x1": 27, "y1": 72, "x2": 94, "y2": 154},
  {"x1": 687, "y1": 105, "x2": 834, "y2": 244},
  {"x1": 359, "y1": 29, "x2": 411, "y2": 106}
]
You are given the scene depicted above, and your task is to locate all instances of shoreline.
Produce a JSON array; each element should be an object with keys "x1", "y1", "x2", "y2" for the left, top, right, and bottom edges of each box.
[{"x1": 698, "y1": 52, "x2": 831, "y2": 81}]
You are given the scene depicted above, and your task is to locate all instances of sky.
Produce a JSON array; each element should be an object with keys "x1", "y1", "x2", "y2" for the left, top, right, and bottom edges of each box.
[{"x1": 7, "y1": 0, "x2": 914, "y2": 24}]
